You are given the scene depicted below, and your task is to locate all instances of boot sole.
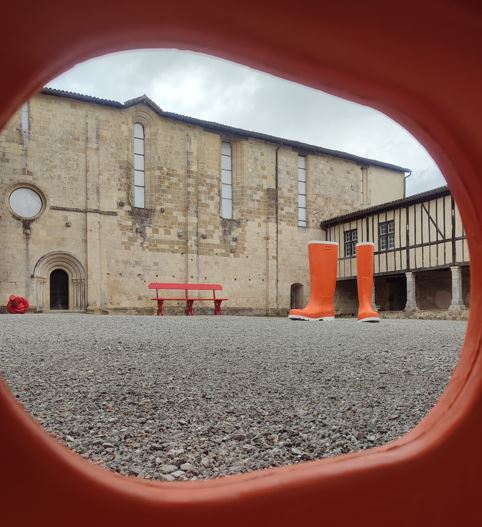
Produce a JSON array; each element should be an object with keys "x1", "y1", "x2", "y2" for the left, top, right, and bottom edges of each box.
[
  {"x1": 358, "y1": 317, "x2": 380, "y2": 323},
  {"x1": 288, "y1": 315, "x2": 335, "y2": 321}
]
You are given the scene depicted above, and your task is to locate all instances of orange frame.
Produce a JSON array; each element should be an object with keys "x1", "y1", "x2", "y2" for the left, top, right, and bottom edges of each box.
[{"x1": 1, "y1": 1, "x2": 482, "y2": 525}]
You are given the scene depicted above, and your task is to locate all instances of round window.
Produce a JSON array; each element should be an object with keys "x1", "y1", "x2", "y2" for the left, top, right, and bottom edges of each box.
[{"x1": 9, "y1": 187, "x2": 43, "y2": 219}]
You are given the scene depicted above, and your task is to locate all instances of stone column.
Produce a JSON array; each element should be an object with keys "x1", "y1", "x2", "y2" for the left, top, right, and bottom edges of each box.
[
  {"x1": 72, "y1": 279, "x2": 86, "y2": 311},
  {"x1": 33, "y1": 277, "x2": 46, "y2": 312},
  {"x1": 405, "y1": 271, "x2": 418, "y2": 312},
  {"x1": 449, "y1": 265, "x2": 465, "y2": 311}
]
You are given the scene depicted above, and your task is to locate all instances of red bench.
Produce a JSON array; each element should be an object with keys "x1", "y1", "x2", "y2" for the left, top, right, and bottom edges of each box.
[{"x1": 148, "y1": 283, "x2": 228, "y2": 316}]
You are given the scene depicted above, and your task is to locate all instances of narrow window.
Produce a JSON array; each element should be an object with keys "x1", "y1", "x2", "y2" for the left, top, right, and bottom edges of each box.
[
  {"x1": 298, "y1": 155, "x2": 307, "y2": 227},
  {"x1": 379, "y1": 220, "x2": 395, "y2": 251},
  {"x1": 344, "y1": 228, "x2": 358, "y2": 257},
  {"x1": 221, "y1": 142, "x2": 232, "y2": 219},
  {"x1": 360, "y1": 167, "x2": 367, "y2": 205},
  {"x1": 21, "y1": 102, "x2": 29, "y2": 132},
  {"x1": 133, "y1": 123, "x2": 145, "y2": 208}
]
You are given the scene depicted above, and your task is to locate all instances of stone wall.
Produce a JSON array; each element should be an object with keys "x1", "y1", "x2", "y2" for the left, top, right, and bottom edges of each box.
[
  {"x1": 0, "y1": 92, "x2": 405, "y2": 314},
  {"x1": 380, "y1": 309, "x2": 469, "y2": 321},
  {"x1": 415, "y1": 269, "x2": 452, "y2": 310},
  {"x1": 334, "y1": 279, "x2": 358, "y2": 315}
]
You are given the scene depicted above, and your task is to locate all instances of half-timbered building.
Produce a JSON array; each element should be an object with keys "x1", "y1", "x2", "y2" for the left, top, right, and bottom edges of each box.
[{"x1": 320, "y1": 186, "x2": 469, "y2": 318}]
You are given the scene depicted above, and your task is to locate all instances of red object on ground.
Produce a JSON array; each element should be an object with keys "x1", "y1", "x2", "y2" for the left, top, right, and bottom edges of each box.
[
  {"x1": 356, "y1": 243, "x2": 380, "y2": 323},
  {"x1": 148, "y1": 283, "x2": 228, "y2": 316},
  {"x1": 6, "y1": 295, "x2": 29, "y2": 314},
  {"x1": 288, "y1": 242, "x2": 338, "y2": 321},
  {"x1": 1, "y1": 1, "x2": 482, "y2": 526}
]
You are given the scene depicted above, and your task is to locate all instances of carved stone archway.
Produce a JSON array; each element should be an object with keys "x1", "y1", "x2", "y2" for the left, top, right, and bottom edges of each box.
[{"x1": 32, "y1": 252, "x2": 86, "y2": 311}]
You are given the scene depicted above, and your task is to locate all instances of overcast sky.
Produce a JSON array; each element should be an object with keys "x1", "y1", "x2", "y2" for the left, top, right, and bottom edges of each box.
[{"x1": 47, "y1": 49, "x2": 445, "y2": 196}]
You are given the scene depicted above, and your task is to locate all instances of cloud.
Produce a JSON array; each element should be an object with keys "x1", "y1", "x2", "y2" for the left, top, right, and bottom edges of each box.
[{"x1": 47, "y1": 49, "x2": 446, "y2": 195}]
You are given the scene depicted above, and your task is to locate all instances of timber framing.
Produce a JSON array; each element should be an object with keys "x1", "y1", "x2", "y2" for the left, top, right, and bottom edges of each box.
[{"x1": 321, "y1": 186, "x2": 468, "y2": 279}]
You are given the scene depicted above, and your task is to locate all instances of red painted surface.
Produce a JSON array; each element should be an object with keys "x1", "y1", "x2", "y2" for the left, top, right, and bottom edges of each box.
[
  {"x1": 356, "y1": 244, "x2": 380, "y2": 322},
  {"x1": 148, "y1": 283, "x2": 224, "y2": 291},
  {"x1": 1, "y1": 1, "x2": 482, "y2": 525},
  {"x1": 148, "y1": 283, "x2": 227, "y2": 315},
  {"x1": 288, "y1": 242, "x2": 338, "y2": 320}
]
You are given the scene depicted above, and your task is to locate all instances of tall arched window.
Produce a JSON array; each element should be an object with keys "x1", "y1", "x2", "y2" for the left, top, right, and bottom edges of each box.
[
  {"x1": 297, "y1": 155, "x2": 307, "y2": 227},
  {"x1": 221, "y1": 141, "x2": 233, "y2": 219},
  {"x1": 133, "y1": 123, "x2": 145, "y2": 208}
]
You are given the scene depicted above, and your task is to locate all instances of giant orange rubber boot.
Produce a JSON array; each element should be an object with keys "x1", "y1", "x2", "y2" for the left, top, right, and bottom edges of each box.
[
  {"x1": 289, "y1": 241, "x2": 338, "y2": 321},
  {"x1": 356, "y1": 242, "x2": 380, "y2": 322}
]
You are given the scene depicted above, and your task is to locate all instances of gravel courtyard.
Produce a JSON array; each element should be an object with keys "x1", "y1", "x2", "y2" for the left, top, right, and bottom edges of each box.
[{"x1": 0, "y1": 315, "x2": 465, "y2": 481}]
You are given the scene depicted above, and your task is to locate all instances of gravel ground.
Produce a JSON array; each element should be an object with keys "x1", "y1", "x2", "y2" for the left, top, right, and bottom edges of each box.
[{"x1": 0, "y1": 315, "x2": 465, "y2": 481}]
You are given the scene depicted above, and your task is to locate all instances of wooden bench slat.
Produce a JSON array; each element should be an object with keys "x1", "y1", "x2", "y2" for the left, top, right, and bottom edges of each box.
[
  {"x1": 148, "y1": 283, "x2": 223, "y2": 291},
  {"x1": 150, "y1": 298, "x2": 228, "y2": 301}
]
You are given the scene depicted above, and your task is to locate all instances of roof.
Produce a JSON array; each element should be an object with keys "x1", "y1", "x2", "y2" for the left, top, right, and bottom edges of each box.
[
  {"x1": 41, "y1": 87, "x2": 410, "y2": 173},
  {"x1": 319, "y1": 185, "x2": 450, "y2": 228}
]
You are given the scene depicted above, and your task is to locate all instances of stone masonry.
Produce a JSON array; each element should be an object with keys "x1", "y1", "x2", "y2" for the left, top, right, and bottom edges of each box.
[{"x1": 0, "y1": 89, "x2": 407, "y2": 314}]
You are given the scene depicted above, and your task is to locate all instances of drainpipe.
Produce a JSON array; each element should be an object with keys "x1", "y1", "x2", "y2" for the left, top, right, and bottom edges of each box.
[
  {"x1": 403, "y1": 170, "x2": 412, "y2": 198},
  {"x1": 275, "y1": 144, "x2": 282, "y2": 314}
]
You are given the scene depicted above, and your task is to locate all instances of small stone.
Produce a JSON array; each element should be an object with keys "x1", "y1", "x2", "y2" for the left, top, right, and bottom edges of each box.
[
  {"x1": 180, "y1": 462, "x2": 194, "y2": 472},
  {"x1": 160, "y1": 464, "x2": 178, "y2": 474},
  {"x1": 171, "y1": 470, "x2": 185, "y2": 478},
  {"x1": 291, "y1": 447, "x2": 302, "y2": 455},
  {"x1": 103, "y1": 442, "x2": 115, "y2": 448},
  {"x1": 201, "y1": 458, "x2": 210, "y2": 467},
  {"x1": 150, "y1": 443, "x2": 163, "y2": 450},
  {"x1": 66, "y1": 435, "x2": 75, "y2": 442},
  {"x1": 232, "y1": 431, "x2": 246, "y2": 441},
  {"x1": 128, "y1": 467, "x2": 142, "y2": 476},
  {"x1": 367, "y1": 435, "x2": 377, "y2": 442},
  {"x1": 169, "y1": 448, "x2": 185, "y2": 456},
  {"x1": 159, "y1": 474, "x2": 175, "y2": 481}
]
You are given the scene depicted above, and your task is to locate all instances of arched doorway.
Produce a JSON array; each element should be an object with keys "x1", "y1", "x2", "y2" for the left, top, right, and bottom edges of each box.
[
  {"x1": 32, "y1": 252, "x2": 86, "y2": 312},
  {"x1": 50, "y1": 269, "x2": 69, "y2": 310},
  {"x1": 290, "y1": 283, "x2": 304, "y2": 309}
]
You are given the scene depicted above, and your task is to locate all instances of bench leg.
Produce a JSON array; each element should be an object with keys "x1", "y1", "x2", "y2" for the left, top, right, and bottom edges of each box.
[
  {"x1": 214, "y1": 300, "x2": 222, "y2": 315},
  {"x1": 156, "y1": 300, "x2": 164, "y2": 316},
  {"x1": 185, "y1": 300, "x2": 195, "y2": 316}
]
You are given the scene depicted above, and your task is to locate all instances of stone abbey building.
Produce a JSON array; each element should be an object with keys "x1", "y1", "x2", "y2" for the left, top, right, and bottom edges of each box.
[{"x1": 2, "y1": 87, "x2": 465, "y2": 317}]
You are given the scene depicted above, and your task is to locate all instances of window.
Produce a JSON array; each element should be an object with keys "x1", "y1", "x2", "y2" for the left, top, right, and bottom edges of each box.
[
  {"x1": 221, "y1": 141, "x2": 232, "y2": 219},
  {"x1": 21, "y1": 102, "x2": 29, "y2": 132},
  {"x1": 360, "y1": 166, "x2": 367, "y2": 205},
  {"x1": 298, "y1": 155, "x2": 307, "y2": 227},
  {"x1": 133, "y1": 123, "x2": 145, "y2": 208},
  {"x1": 379, "y1": 220, "x2": 395, "y2": 251},
  {"x1": 9, "y1": 187, "x2": 43, "y2": 219},
  {"x1": 344, "y1": 229, "x2": 358, "y2": 257}
]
